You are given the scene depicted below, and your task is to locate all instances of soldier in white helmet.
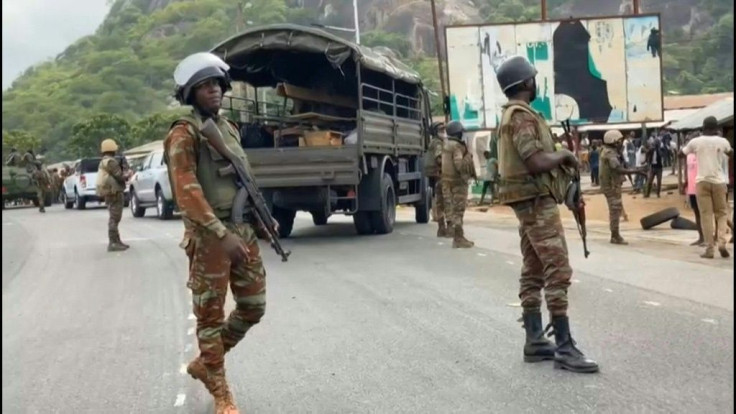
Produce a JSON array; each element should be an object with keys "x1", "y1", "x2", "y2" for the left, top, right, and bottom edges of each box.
[
  {"x1": 164, "y1": 52, "x2": 269, "y2": 414},
  {"x1": 599, "y1": 130, "x2": 647, "y2": 245}
]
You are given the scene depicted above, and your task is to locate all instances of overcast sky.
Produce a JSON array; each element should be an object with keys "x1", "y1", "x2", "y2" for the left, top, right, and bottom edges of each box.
[{"x1": 2, "y1": 0, "x2": 110, "y2": 90}]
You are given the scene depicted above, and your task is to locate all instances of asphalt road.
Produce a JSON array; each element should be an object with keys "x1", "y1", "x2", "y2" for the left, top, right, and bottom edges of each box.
[{"x1": 2, "y1": 203, "x2": 734, "y2": 414}]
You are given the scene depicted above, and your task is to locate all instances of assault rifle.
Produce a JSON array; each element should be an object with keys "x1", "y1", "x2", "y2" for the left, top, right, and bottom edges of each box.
[
  {"x1": 200, "y1": 118, "x2": 291, "y2": 262},
  {"x1": 561, "y1": 119, "x2": 590, "y2": 258}
]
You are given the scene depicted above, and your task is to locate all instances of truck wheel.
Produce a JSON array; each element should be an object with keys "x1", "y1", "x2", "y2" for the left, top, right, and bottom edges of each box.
[
  {"x1": 414, "y1": 184, "x2": 432, "y2": 224},
  {"x1": 74, "y1": 190, "x2": 86, "y2": 210},
  {"x1": 130, "y1": 190, "x2": 146, "y2": 218},
  {"x1": 273, "y1": 207, "x2": 295, "y2": 238},
  {"x1": 32, "y1": 198, "x2": 40, "y2": 207},
  {"x1": 670, "y1": 216, "x2": 698, "y2": 231},
  {"x1": 353, "y1": 212, "x2": 374, "y2": 235},
  {"x1": 156, "y1": 189, "x2": 173, "y2": 220},
  {"x1": 311, "y1": 211, "x2": 329, "y2": 226},
  {"x1": 640, "y1": 207, "x2": 679, "y2": 230},
  {"x1": 62, "y1": 191, "x2": 73, "y2": 209},
  {"x1": 370, "y1": 173, "x2": 396, "y2": 235}
]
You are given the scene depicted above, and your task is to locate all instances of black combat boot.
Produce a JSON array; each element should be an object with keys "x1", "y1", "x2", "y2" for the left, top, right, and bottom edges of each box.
[
  {"x1": 547, "y1": 315, "x2": 599, "y2": 373},
  {"x1": 521, "y1": 312, "x2": 556, "y2": 363}
]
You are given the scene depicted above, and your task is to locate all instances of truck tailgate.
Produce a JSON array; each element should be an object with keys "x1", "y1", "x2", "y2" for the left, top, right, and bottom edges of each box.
[{"x1": 246, "y1": 146, "x2": 360, "y2": 188}]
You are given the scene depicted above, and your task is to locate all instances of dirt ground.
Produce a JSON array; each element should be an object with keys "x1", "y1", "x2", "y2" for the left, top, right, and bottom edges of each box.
[{"x1": 470, "y1": 188, "x2": 735, "y2": 233}]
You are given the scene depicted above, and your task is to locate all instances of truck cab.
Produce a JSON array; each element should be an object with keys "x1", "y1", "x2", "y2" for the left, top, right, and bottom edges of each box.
[{"x1": 211, "y1": 24, "x2": 433, "y2": 237}]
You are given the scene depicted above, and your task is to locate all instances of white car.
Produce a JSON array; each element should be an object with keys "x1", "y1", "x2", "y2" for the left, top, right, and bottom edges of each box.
[
  {"x1": 62, "y1": 158, "x2": 130, "y2": 210},
  {"x1": 128, "y1": 149, "x2": 177, "y2": 219}
]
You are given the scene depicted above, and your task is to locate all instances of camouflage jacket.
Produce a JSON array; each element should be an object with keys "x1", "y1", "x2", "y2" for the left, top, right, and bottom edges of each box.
[
  {"x1": 441, "y1": 138, "x2": 474, "y2": 182},
  {"x1": 599, "y1": 146, "x2": 625, "y2": 191},
  {"x1": 164, "y1": 113, "x2": 245, "y2": 241}
]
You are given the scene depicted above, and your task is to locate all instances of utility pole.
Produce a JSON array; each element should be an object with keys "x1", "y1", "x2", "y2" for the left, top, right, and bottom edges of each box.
[
  {"x1": 541, "y1": 0, "x2": 547, "y2": 20},
  {"x1": 429, "y1": 0, "x2": 448, "y2": 122},
  {"x1": 633, "y1": 0, "x2": 640, "y2": 14},
  {"x1": 352, "y1": 0, "x2": 360, "y2": 44}
]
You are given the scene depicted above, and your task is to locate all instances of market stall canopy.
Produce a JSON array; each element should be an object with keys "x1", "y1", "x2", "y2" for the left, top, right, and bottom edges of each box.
[
  {"x1": 668, "y1": 97, "x2": 734, "y2": 131},
  {"x1": 576, "y1": 109, "x2": 700, "y2": 132},
  {"x1": 210, "y1": 24, "x2": 422, "y2": 87}
]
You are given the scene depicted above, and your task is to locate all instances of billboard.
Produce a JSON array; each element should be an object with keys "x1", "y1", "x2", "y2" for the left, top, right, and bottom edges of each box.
[{"x1": 445, "y1": 14, "x2": 664, "y2": 130}]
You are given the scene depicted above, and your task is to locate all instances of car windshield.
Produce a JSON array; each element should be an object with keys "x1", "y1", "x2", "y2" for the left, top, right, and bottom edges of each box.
[{"x1": 80, "y1": 158, "x2": 101, "y2": 173}]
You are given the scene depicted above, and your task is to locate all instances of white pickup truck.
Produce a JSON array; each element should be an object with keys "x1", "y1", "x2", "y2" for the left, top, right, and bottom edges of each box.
[
  {"x1": 128, "y1": 149, "x2": 177, "y2": 220},
  {"x1": 62, "y1": 157, "x2": 130, "y2": 210}
]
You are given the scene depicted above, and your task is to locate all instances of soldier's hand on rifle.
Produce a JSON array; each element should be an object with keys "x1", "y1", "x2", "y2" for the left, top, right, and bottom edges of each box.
[
  {"x1": 560, "y1": 149, "x2": 579, "y2": 169},
  {"x1": 221, "y1": 231, "x2": 250, "y2": 264}
]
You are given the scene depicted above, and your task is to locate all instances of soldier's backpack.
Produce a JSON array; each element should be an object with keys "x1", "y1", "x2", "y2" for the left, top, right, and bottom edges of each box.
[{"x1": 96, "y1": 159, "x2": 111, "y2": 197}]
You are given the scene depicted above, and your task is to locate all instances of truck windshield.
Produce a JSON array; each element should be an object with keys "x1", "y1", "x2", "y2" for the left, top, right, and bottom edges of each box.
[{"x1": 80, "y1": 159, "x2": 102, "y2": 173}]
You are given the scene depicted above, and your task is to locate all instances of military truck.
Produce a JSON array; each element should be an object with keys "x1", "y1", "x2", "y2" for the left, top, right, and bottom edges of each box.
[
  {"x1": 212, "y1": 24, "x2": 432, "y2": 237},
  {"x1": 2, "y1": 166, "x2": 53, "y2": 209}
]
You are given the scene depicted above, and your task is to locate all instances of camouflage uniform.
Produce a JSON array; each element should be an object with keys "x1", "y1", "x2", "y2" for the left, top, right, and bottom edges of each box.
[
  {"x1": 497, "y1": 101, "x2": 572, "y2": 317},
  {"x1": 21, "y1": 152, "x2": 49, "y2": 212},
  {"x1": 164, "y1": 111, "x2": 266, "y2": 377},
  {"x1": 5, "y1": 150, "x2": 20, "y2": 166},
  {"x1": 99, "y1": 155, "x2": 127, "y2": 250},
  {"x1": 441, "y1": 137, "x2": 475, "y2": 247},
  {"x1": 599, "y1": 146, "x2": 626, "y2": 242},
  {"x1": 426, "y1": 136, "x2": 449, "y2": 236}
]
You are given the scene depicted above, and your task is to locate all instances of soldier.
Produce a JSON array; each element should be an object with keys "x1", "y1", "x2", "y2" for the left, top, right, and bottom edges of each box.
[
  {"x1": 495, "y1": 55, "x2": 598, "y2": 373},
  {"x1": 97, "y1": 139, "x2": 130, "y2": 252},
  {"x1": 164, "y1": 52, "x2": 269, "y2": 414},
  {"x1": 599, "y1": 130, "x2": 647, "y2": 245},
  {"x1": 21, "y1": 150, "x2": 50, "y2": 213},
  {"x1": 5, "y1": 148, "x2": 20, "y2": 166},
  {"x1": 425, "y1": 121, "x2": 451, "y2": 237},
  {"x1": 441, "y1": 120, "x2": 475, "y2": 248}
]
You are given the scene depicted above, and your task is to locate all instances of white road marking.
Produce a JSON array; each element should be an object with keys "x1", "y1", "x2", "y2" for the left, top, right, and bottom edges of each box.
[
  {"x1": 505, "y1": 261, "x2": 514, "y2": 265},
  {"x1": 437, "y1": 242, "x2": 444, "y2": 246},
  {"x1": 702, "y1": 318, "x2": 718, "y2": 325},
  {"x1": 187, "y1": 327, "x2": 195, "y2": 336},
  {"x1": 604, "y1": 288, "x2": 614, "y2": 293},
  {"x1": 477, "y1": 253, "x2": 487, "y2": 257},
  {"x1": 507, "y1": 302, "x2": 522, "y2": 307},
  {"x1": 174, "y1": 393, "x2": 186, "y2": 407},
  {"x1": 187, "y1": 314, "x2": 195, "y2": 320},
  {"x1": 572, "y1": 279, "x2": 581, "y2": 284},
  {"x1": 179, "y1": 364, "x2": 187, "y2": 374},
  {"x1": 643, "y1": 301, "x2": 661, "y2": 307},
  {"x1": 184, "y1": 344, "x2": 193, "y2": 353}
]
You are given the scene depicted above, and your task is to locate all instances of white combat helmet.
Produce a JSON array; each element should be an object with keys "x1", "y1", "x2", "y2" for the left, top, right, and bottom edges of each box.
[
  {"x1": 173, "y1": 52, "x2": 231, "y2": 104},
  {"x1": 603, "y1": 130, "x2": 624, "y2": 145}
]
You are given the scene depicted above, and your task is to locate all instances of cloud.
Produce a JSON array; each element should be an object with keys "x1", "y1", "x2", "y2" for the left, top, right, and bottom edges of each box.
[{"x1": 2, "y1": 0, "x2": 110, "y2": 90}]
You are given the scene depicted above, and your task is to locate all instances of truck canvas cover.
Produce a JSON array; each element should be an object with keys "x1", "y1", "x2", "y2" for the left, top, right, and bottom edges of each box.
[{"x1": 210, "y1": 24, "x2": 422, "y2": 86}]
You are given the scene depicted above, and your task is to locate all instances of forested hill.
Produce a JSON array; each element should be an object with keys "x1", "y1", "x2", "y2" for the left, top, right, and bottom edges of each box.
[{"x1": 2, "y1": 0, "x2": 733, "y2": 161}]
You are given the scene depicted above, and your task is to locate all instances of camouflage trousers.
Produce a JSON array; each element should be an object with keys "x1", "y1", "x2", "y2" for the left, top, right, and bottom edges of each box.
[
  {"x1": 603, "y1": 186, "x2": 623, "y2": 235},
  {"x1": 511, "y1": 196, "x2": 572, "y2": 316},
  {"x1": 105, "y1": 192, "x2": 124, "y2": 240},
  {"x1": 184, "y1": 221, "x2": 267, "y2": 370},
  {"x1": 36, "y1": 186, "x2": 47, "y2": 211},
  {"x1": 442, "y1": 179, "x2": 468, "y2": 226},
  {"x1": 431, "y1": 177, "x2": 446, "y2": 223}
]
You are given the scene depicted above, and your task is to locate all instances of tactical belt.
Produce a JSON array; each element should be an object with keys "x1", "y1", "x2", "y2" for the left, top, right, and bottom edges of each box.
[{"x1": 216, "y1": 208, "x2": 255, "y2": 223}]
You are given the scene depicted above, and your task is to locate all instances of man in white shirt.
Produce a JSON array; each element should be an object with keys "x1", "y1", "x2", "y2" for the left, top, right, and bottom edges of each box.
[{"x1": 681, "y1": 116, "x2": 733, "y2": 258}]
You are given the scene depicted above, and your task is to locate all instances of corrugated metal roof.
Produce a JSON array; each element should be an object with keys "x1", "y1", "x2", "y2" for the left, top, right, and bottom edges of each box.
[
  {"x1": 663, "y1": 92, "x2": 734, "y2": 110},
  {"x1": 669, "y1": 98, "x2": 734, "y2": 131},
  {"x1": 124, "y1": 140, "x2": 163, "y2": 156},
  {"x1": 576, "y1": 109, "x2": 698, "y2": 132}
]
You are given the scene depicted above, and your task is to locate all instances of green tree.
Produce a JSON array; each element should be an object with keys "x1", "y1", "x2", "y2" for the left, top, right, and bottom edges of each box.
[
  {"x1": 69, "y1": 114, "x2": 133, "y2": 158},
  {"x1": 3, "y1": 130, "x2": 41, "y2": 153}
]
